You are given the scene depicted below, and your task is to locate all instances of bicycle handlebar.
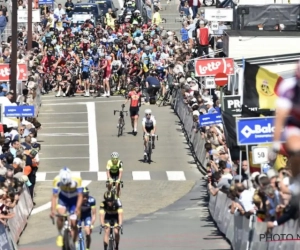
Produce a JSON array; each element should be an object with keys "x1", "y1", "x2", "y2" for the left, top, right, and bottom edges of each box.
[
  {"x1": 114, "y1": 110, "x2": 128, "y2": 116},
  {"x1": 99, "y1": 225, "x2": 123, "y2": 234},
  {"x1": 145, "y1": 134, "x2": 159, "y2": 140},
  {"x1": 106, "y1": 180, "x2": 124, "y2": 188}
]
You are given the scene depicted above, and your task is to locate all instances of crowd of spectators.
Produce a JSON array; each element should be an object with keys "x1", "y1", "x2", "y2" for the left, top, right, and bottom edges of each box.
[{"x1": 179, "y1": 71, "x2": 295, "y2": 230}]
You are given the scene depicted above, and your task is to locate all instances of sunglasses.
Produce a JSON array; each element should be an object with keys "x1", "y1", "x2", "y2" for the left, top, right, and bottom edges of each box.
[{"x1": 146, "y1": 113, "x2": 151, "y2": 115}]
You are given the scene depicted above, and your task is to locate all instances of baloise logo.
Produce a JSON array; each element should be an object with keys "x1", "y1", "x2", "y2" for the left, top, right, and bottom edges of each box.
[{"x1": 241, "y1": 123, "x2": 275, "y2": 138}]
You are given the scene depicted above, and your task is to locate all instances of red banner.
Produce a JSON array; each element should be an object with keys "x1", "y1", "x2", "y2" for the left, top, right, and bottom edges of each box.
[
  {"x1": 195, "y1": 58, "x2": 234, "y2": 77},
  {"x1": 0, "y1": 64, "x2": 28, "y2": 81}
]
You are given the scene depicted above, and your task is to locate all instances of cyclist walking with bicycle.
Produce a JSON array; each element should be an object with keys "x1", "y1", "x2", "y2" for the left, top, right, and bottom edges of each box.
[
  {"x1": 123, "y1": 84, "x2": 142, "y2": 136},
  {"x1": 106, "y1": 152, "x2": 123, "y2": 200},
  {"x1": 142, "y1": 109, "x2": 157, "y2": 161},
  {"x1": 100, "y1": 191, "x2": 123, "y2": 250},
  {"x1": 78, "y1": 187, "x2": 96, "y2": 250}
]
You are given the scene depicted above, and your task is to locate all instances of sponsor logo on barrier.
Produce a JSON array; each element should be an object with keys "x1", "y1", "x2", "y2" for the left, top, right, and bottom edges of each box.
[{"x1": 260, "y1": 234, "x2": 300, "y2": 242}]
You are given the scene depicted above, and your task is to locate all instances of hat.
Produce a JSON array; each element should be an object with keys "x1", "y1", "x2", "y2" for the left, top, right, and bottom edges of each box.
[
  {"x1": 267, "y1": 168, "x2": 278, "y2": 179},
  {"x1": 192, "y1": 103, "x2": 198, "y2": 108},
  {"x1": 193, "y1": 110, "x2": 200, "y2": 116},
  {"x1": 0, "y1": 189, "x2": 5, "y2": 196},
  {"x1": 200, "y1": 20, "x2": 205, "y2": 25},
  {"x1": 0, "y1": 167, "x2": 7, "y2": 176},
  {"x1": 125, "y1": 15, "x2": 131, "y2": 19},
  {"x1": 251, "y1": 172, "x2": 260, "y2": 180},
  {"x1": 204, "y1": 100, "x2": 214, "y2": 105},
  {"x1": 13, "y1": 158, "x2": 22, "y2": 166},
  {"x1": 187, "y1": 77, "x2": 192, "y2": 83},
  {"x1": 31, "y1": 138, "x2": 37, "y2": 144}
]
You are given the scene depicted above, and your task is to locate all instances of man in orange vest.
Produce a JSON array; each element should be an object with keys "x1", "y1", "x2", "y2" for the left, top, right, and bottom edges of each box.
[{"x1": 196, "y1": 20, "x2": 211, "y2": 58}]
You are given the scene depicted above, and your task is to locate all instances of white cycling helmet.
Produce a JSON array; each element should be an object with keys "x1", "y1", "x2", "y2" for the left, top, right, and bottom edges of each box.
[
  {"x1": 59, "y1": 167, "x2": 72, "y2": 185},
  {"x1": 145, "y1": 109, "x2": 152, "y2": 115},
  {"x1": 111, "y1": 152, "x2": 119, "y2": 159}
]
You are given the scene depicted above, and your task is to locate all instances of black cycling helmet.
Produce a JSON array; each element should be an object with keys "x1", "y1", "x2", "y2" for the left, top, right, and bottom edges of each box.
[
  {"x1": 104, "y1": 191, "x2": 114, "y2": 202},
  {"x1": 83, "y1": 187, "x2": 89, "y2": 196}
]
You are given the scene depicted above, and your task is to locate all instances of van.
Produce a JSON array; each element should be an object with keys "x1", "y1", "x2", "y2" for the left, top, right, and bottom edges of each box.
[{"x1": 70, "y1": 3, "x2": 102, "y2": 23}]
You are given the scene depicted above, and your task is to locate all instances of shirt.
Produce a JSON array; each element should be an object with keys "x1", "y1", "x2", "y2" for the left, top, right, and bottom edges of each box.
[{"x1": 52, "y1": 175, "x2": 83, "y2": 198}]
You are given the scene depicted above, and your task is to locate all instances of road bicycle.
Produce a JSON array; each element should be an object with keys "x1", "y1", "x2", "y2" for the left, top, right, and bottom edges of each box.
[
  {"x1": 144, "y1": 134, "x2": 158, "y2": 164},
  {"x1": 106, "y1": 180, "x2": 124, "y2": 198},
  {"x1": 51, "y1": 214, "x2": 76, "y2": 250},
  {"x1": 77, "y1": 223, "x2": 94, "y2": 250},
  {"x1": 99, "y1": 221, "x2": 123, "y2": 250},
  {"x1": 114, "y1": 105, "x2": 128, "y2": 137},
  {"x1": 156, "y1": 84, "x2": 176, "y2": 107}
]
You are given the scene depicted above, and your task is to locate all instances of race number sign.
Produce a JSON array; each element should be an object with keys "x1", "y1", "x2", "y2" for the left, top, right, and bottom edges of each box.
[
  {"x1": 252, "y1": 147, "x2": 269, "y2": 164},
  {"x1": 205, "y1": 77, "x2": 216, "y2": 89}
]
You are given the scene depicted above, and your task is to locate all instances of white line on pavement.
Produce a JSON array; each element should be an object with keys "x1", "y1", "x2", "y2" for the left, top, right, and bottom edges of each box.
[
  {"x1": 42, "y1": 100, "x2": 124, "y2": 106},
  {"x1": 42, "y1": 144, "x2": 89, "y2": 147},
  {"x1": 132, "y1": 171, "x2": 151, "y2": 180},
  {"x1": 31, "y1": 180, "x2": 92, "y2": 215},
  {"x1": 86, "y1": 102, "x2": 99, "y2": 172},
  {"x1": 166, "y1": 171, "x2": 186, "y2": 181}
]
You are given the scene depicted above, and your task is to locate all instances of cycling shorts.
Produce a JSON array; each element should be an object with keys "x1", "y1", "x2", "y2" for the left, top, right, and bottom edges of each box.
[
  {"x1": 144, "y1": 126, "x2": 154, "y2": 134},
  {"x1": 104, "y1": 213, "x2": 119, "y2": 227},
  {"x1": 110, "y1": 173, "x2": 119, "y2": 181},
  {"x1": 78, "y1": 215, "x2": 92, "y2": 227},
  {"x1": 58, "y1": 193, "x2": 77, "y2": 214},
  {"x1": 129, "y1": 106, "x2": 139, "y2": 117},
  {"x1": 82, "y1": 72, "x2": 90, "y2": 80}
]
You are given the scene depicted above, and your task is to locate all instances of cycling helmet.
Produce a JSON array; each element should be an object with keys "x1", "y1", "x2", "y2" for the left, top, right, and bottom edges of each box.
[
  {"x1": 104, "y1": 191, "x2": 114, "y2": 202},
  {"x1": 59, "y1": 167, "x2": 72, "y2": 185},
  {"x1": 145, "y1": 109, "x2": 152, "y2": 115},
  {"x1": 83, "y1": 187, "x2": 89, "y2": 196},
  {"x1": 111, "y1": 152, "x2": 119, "y2": 159}
]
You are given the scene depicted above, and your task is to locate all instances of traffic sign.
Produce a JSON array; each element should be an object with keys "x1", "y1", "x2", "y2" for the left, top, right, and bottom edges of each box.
[
  {"x1": 214, "y1": 72, "x2": 228, "y2": 87},
  {"x1": 252, "y1": 147, "x2": 269, "y2": 164},
  {"x1": 4, "y1": 106, "x2": 35, "y2": 117}
]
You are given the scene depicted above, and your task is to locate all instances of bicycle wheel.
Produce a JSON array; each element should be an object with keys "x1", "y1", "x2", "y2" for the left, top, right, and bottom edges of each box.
[
  {"x1": 63, "y1": 229, "x2": 75, "y2": 250},
  {"x1": 108, "y1": 239, "x2": 114, "y2": 250},
  {"x1": 118, "y1": 118, "x2": 124, "y2": 137},
  {"x1": 79, "y1": 238, "x2": 85, "y2": 250},
  {"x1": 147, "y1": 140, "x2": 152, "y2": 163}
]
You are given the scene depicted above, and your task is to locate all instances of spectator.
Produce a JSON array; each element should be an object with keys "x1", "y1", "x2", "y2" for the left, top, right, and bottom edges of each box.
[{"x1": 0, "y1": 10, "x2": 7, "y2": 35}]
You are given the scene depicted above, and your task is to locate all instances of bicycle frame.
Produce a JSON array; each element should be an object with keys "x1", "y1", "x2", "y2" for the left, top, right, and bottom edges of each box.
[
  {"x1": 77, "y1": 225, "x2": 85, "y2": 250},
  {"x1": 99, "y1": 222, "x2": 123, "y2": 250},
  {"x1": 106, "y1": 180, "x2": 124, "y2": 197},
  {"x1": 114, "y1": 107, "x2": 128, "y2": 137}
]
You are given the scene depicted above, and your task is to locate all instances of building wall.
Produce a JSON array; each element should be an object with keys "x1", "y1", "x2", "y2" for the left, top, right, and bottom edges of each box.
[{"x1": 226, "y1": 36, "x2": 300, "y2": 59}]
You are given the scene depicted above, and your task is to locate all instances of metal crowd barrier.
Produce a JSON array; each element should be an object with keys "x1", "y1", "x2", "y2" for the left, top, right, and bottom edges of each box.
[
  {"x1": 0, "y1": 222, "x2": 17, "y2": 250},
  {"x1": 172, "y1": 91, "x2": 300, "y2": 250}
]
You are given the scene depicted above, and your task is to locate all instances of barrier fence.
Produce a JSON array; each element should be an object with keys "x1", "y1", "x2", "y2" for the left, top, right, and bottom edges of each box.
[{"x1": 172, "y1": 91, "x2": 300, "y2": 250}]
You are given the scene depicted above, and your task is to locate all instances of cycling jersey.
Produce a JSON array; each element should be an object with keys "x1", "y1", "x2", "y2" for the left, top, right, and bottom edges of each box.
[
  {"x1": 142, "y1": 116, "x2": 156, "y2": 131},
  {"x1": 81, "y1": 58, "x2": 93, "y2": 72},
  {"x1": 81, "y1": 195, "x2": 96, "y2": 216},
  {"x1": 99, "y1": 201, "x2": 123, "y2": 215},
  {"x1": 53, "y1": 176, "x2": 83, "y2": 198},
  {"x1": 128, "y1": 91, "x2": 142, "y2": 107},
  {"x1": 106, "y1": 159, "x2": 123, "y2": 175}
]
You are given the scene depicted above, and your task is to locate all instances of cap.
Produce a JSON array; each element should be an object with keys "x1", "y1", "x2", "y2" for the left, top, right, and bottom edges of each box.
[
  {"x1": 200, "y1": 20, "x2": 205, "y2": 25},
  {"x1": 0, "y1": 189, "x2": 5, "y2": 196},
  {"x1": 267, "y1": 168, "x2": 278, "y2": 179},
  {"x1": 250, "y1": 172, "x2": 260, "y2": 180},
  {"x1": 204, "y1": 100, "x2": 214, "y2": 105},
  {"x1": 31, "y1": 138, "x2": 37, "y2": 144},
  {"x1": 13, "y1": 158, "x2": 22, "y2": 166},
  {"x1": 192, "y1": 110, "x2": 200, "y2": 116},
  {"x1": 187, "y1": 77, "x2": 192, "y2": 82},
  {"x1": 125, "y1": 15, "x2": 131, "y2": 19}
]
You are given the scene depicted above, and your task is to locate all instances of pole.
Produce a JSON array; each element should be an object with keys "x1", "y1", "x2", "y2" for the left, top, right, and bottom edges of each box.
[
  {"x1": 27, "y1": 0, "x2": 33, "y2": 51},
  {"x1": 239, "y1": 149, "x2": 242, "y2": 182},
  {"x1": 10, "y1": 0, "x2": 18, "y2": 103}
]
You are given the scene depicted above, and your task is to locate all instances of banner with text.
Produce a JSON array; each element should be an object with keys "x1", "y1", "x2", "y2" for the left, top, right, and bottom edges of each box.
[
  {"x1": 199, "y1": 113, "x2": 223, "y2": 126},
  {"x1": 223, "y1": 95, "x2": 241, "y2": 117}
]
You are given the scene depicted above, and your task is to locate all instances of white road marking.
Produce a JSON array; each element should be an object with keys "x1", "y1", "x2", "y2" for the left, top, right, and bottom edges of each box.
[
  {"x1": 42, "y1": 144, "x2": 89, "y2": 147},
  {"x1": 38, "y1": 133, "x2": 89, "y2": 136},
  {"x1": 132, "y1": 171, "x2": 151, "y2": 180},
  {"x1": 86, "y1": 102, "x2": 99, "y2": 172},
  {"x1": 42, "y1": 100, "x2": 124, "y2": 106},
  {"x1": 31, "y1": 181, "x2": 92, "y2": 215},
  {"x1": 97, "y1": 171, "x2": 107, "y2": 181},
  {"x1": 166, "y1": 171, "x2": 186, "y2": 181},
  {"x1": 39, "y1": 157, "x2": 89, "y2": 160}
]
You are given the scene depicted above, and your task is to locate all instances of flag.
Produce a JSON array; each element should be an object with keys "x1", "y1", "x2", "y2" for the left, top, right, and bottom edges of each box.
[{"x1": 243, "y1": 62, "x2": 282, "y2": 110}]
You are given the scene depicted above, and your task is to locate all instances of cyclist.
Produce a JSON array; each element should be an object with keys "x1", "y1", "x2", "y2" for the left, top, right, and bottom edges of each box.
[
  {"x1": 99, "y1": 191, "x2": 123, "y2": 250},
  {"x1": 81, "y1": 53, "x2": 93, "y2": 97},
  {"x1": 50, "y1": 167, "x2": 83, "y2": 247},
  {"x1": 273, "y1": 61, "x2": 300, "y2": 197},
  {"x1": 142, "y1": 109, "x2": 157, "y2": 160},
  {"x1": 123, "y1": 84, "x2": 142, "y2": 135},
  {"x1": 78, "y1": 187, "x2": 96, "y2": 250},
  {"x1": 106, "y1": 152, "x2": 123, "y2": 199}
]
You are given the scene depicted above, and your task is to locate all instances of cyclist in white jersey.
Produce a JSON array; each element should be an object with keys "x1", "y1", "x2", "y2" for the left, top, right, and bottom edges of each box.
[
  {"x1": 142, "y1": 109, "x2": 157, "y2": 160},
  {"x1": 111, "y1": 60, "x2": 124, "y2": 91}
]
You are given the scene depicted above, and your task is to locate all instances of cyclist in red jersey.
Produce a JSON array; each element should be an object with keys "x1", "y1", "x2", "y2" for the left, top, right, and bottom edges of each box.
[{"x1": 123, "y1": 84, "x2": 142, "y2": 135}]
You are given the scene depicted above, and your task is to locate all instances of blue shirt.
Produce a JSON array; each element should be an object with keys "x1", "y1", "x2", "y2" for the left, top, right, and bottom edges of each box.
[
  {"x1": 180, "y1": 28, "x2": 189, "y2": 42},
  {"x1": 0, "y1": 83, "x2": 8, "y2": 96},
  {"x1": 81, "y1": 58, "x2": 93, "y2": 72},
  {"x1": 141, "y1": 53, "x2": 151, "y2": 65}
]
